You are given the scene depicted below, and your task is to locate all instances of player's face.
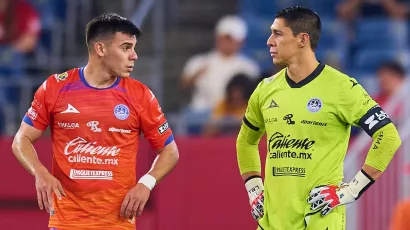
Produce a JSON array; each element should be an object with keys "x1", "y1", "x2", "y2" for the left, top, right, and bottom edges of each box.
[
  {"x1": 215, "y1": 34, "x2": 243, "y2": 56},
  {"x1": 228, "y1": 86, "x2": 246, "y2": 107},
  {"x1": 104, "y1": 32, "x2": 138, "y2": 78},
  {"x1": 267, "y1": 18, "x2": 300, "y2": 65},
  {"x1": 377, "y1": 68, "x2": 403, "y2": 96}
]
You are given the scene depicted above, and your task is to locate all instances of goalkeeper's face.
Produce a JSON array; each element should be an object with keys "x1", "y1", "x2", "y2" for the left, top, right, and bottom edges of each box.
[
  {"x1": 103, "y1": 32, "x2": 138, "y2": 78},
  {"x1": 267, "y1": 18, "x2": 300, "y2": 66}
]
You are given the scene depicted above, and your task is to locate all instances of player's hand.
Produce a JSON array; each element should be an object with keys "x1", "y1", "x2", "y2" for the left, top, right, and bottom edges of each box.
[
  {"x1": 307, "y1": 184, "x2": 355, "y2": 216},
  {"x1": 120, "y1": 183, "x2": 151, "y2": 219},
  {"x1": 245, "y1": 176, "x2": 264, "y2": 221},
  {"x1": 250, "y1": 191, "x2": 264, "y2": 221},
  {"x1": 34, "y1": 168, "x2": 66, "y2": 213},
  {"x1": 307, "y1": 170, "x2": 375, "y2": 216}
]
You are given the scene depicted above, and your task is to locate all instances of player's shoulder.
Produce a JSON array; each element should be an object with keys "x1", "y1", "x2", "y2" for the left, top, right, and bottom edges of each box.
[
  {"x1": 43, "y1": 68, "x2": 80, "y2": 90},
  {"x1": 121, "y1": 77, "x2": 151, "y2": 98},
  {"x1": 322, "y1": 64, "x2": 359, "y2": 88}
]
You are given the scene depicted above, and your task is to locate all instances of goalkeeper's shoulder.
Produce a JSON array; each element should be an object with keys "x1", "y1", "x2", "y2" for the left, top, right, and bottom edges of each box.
[
  {"x1": 322, "y1": 65, "x2": 363, "y2": 91},
  {"x1": 322, "y1": 65, "x2": 354, "y2": 83}
]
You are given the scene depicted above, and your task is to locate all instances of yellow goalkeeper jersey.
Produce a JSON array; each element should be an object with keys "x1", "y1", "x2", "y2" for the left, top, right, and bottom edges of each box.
[{"x1": 242, "y1": 63, "x2": 392, "y2": 229}]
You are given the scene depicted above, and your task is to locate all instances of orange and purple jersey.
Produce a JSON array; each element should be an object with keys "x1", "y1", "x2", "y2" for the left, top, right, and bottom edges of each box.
[{"x1": 24, "y1": 68, "x2": 174, "y2": 230}]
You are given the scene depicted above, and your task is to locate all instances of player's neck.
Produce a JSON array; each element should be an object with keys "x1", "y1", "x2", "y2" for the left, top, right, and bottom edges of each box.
[
  {"x1": 83, "y1": 64, "x2": 118, "y2": 88},
  {"x1": 286, "y1": 52, "x2": 319, "y2": 83}
]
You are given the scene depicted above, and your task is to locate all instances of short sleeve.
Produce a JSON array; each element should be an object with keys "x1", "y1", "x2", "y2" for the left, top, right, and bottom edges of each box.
[
  {"x1": 140, "y1": 88, "x2": 174, "y2": 151},
  {"x1": 243, "y1": 81, "x2": 264, "y2": 132},
  {"x1": 337, "y1": 78, "x2": 392, "y2": 137},
  {"x1": 23, "y1": 80, "x2": 51, "y2": 130}
]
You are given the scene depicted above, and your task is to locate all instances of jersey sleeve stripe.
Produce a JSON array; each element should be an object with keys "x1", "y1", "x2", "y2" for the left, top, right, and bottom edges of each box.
[
  {"x1": 164, "y1": 134, "x2": 174, "y2": 147},
  {"x1": 358, "y1": 105, "x2": 392, "y2": 137},
  {"x1": 23, "y1": 115, "x2": 34, "y2": 126},
  {"x1": 243, "y1": 116, "x2": 260, "y2": 131}
]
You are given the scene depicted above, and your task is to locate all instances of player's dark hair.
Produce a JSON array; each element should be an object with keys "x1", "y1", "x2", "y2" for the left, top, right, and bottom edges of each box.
[
  {"x1": 275, "y1": 6, "x2": 321, "y2": 50},
  {"x1": 378, "y1": 61, "x2": 406, "y2": 78},
  {"x1": 86, "y1": 12, "x2": 141, "y2": 49}
]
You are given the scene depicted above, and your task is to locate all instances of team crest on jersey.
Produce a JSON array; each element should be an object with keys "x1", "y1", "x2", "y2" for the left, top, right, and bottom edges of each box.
[
  {"x1": 114, "y1": 104, "x2": 130, "y2": 120},
  {"x1": 307, "y1": 98, "x2": 322, "y2": 113},
  {"x1": 55, "y1": 72, "x2": 68, "y2": 82}
]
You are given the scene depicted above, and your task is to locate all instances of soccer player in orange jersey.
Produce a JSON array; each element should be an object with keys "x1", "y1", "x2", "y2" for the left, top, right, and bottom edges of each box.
[{"x1": 11, "y1": 12, "x2": 179, "y2": 230}]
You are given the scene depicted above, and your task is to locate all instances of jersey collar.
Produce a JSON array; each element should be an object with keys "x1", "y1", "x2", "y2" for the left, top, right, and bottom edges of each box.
[
  {"x1": 79, "y1": 67, "x2": 121, "y2": 90},
  {"x1": 285, "y1": 63, "x2": 325, "y2": 88}
]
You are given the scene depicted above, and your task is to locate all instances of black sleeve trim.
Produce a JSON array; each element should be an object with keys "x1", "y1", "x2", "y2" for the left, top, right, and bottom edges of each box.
[
  {"x1": 243, "y1": 116, "x2": 260, "y2": 131},
  {"x1": 358, "y1": 105, "x2": 392, "y2": 137},
  {"x1": 244, "y1": 175, "x2": 262, "y2": 184},
  {"x1": 356, "y1": 169, "x2": 376, "y2": 200}
]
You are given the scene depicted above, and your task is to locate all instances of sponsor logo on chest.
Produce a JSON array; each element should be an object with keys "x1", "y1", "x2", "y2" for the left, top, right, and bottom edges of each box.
[{"x1": 58, "y1": 122, "x2": 80, "y2": 129}]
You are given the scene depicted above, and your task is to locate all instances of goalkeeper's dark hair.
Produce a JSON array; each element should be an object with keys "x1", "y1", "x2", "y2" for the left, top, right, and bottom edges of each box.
[
  {"x1": 275, "y1": 6, "x2": 321, "y2": 50},
  {"x1": 86, "y1": 12, "x2": 141, "y2": 50}
]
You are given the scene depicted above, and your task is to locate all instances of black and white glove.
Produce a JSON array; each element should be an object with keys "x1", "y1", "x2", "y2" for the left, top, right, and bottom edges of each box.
[
  {"x1": 245, "y1": 176, "x2": 264, "y2": 221},
  {"x1": 307, "y1": 170, "x2": 375, "y2": 216}
]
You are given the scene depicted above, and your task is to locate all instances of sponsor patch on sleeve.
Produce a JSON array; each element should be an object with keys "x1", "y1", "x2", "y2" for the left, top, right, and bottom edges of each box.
[
  {"x1": 358, "y1": 105, "x2": 392, "y2": 137},
  {"x1": 55, "y1": 72, "x2": 68, "y2": 82},
  {"x1": 158, "y1": 121, "x2": 169, "y2": 134},
  {"x1": 27, "y1": 107, "x2": 38, "y2": 120}
]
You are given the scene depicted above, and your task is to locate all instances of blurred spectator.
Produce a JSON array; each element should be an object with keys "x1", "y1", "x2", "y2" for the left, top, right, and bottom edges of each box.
[
  {"x1": 0, "y1": 0, "x2": 41, "y2": 133},
  {"x1": 351, "y1": 61, "x2": 406, "y2": 136},
  {"x1": 373, "y1": 61, "x2": 406, "y2": 122},
  {"x1": 204, "y1": 73, "x2": 255, "y2": 136},
  {"x1": 0, "y1": 0, "x2": 41, "y2": 57},
  {"x1": 374, "y1": 62, "x2": 406, "y2": 104},
  {"x1": 181, "y1": 15, "x2": 259, "y2": 112},
  {"x1": 0, "y1": 0, "x2": 41, "y2": 85},
  {"x1": 337, "y1": 0, "x2": 410, "y2": 70},
  {"x1": 338, "y1": 0, "x2": 409, "y2": 20},
  {"x1": 389, "y1": 198, "x2": 410, "y2": 230}
]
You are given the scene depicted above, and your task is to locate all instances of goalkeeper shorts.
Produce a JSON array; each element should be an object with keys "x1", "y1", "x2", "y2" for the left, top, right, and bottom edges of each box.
[{"x1": 305, "y1": 205, "x2": 346, "y2": 230}]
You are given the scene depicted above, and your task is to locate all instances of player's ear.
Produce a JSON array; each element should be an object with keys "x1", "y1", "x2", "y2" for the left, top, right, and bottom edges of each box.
[
  {"x1": 298, "y1": 33, "x2": 309, "y2": 48},
  {"x1": 94, "y1": 42, "x2": 106, "y2": 57}
]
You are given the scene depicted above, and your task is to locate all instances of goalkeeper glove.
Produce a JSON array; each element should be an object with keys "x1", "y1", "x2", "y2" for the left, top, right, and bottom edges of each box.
[
  {"x1": 245, "y1": 176, "x2": 264, "y2": 221},
  {"x1": 307, "y1": 170, "x2": 375, "y2": 216}
]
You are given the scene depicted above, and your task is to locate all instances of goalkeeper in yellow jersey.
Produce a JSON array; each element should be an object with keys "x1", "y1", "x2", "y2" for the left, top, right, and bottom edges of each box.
[{"x1": 236, "y1": 6, "x2": 402, "y2": 230}]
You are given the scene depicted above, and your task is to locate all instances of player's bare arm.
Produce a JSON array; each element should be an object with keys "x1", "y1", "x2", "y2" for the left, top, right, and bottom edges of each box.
[
  {"x1": 120, "y1": 140, "x2": 179, "y2": 218},
  {"x1": 12, "y1": 122, "x2": 66, "y2": 213},
  {"x1": 145, "y1": 140, "x2": 179, "y2": 183}
]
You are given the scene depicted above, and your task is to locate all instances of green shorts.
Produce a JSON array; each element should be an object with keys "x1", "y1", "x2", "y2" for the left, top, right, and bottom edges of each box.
[
  {"x1": 305, "y1": 205, "x2": 346, "y2": 230},
  {"x1": 256, "y1": 205, "x2": 346, "y2": 230}
]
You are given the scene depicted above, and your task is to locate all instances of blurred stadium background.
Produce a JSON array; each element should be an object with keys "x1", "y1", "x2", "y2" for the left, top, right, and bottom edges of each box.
[{"x1": 0, "y1": 0, "x2": 409, "y2": 229}]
